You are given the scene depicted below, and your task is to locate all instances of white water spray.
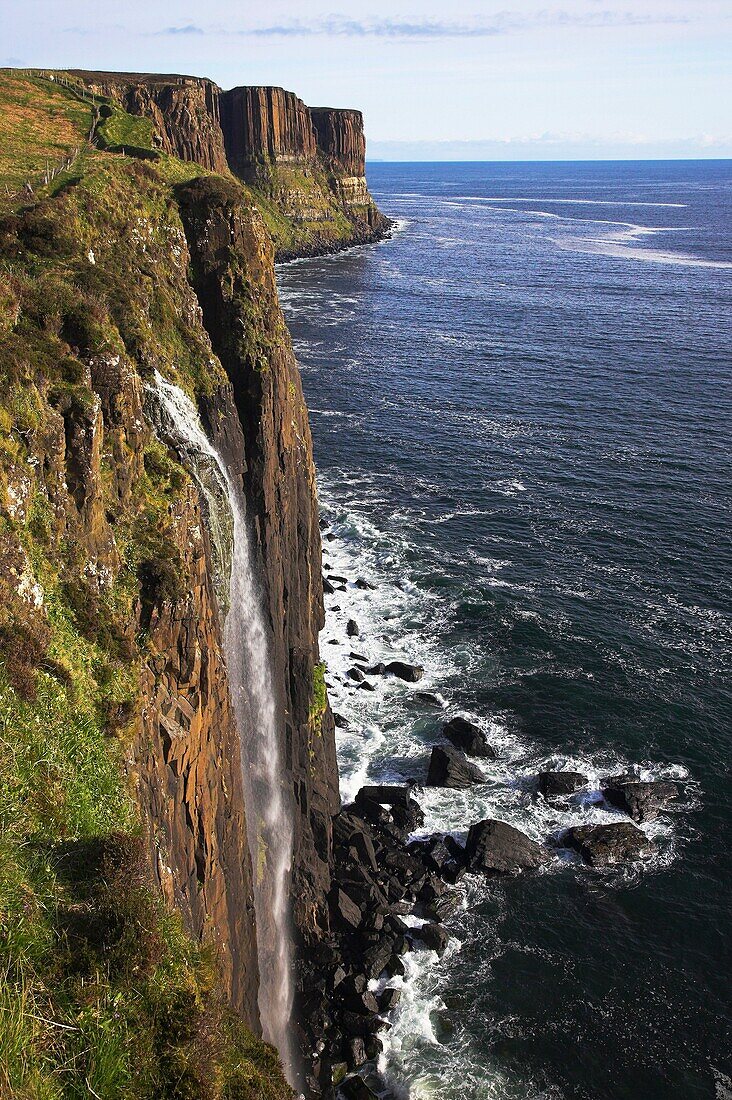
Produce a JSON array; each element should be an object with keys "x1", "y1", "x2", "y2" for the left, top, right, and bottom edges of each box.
[{"x1": 148, "y1": 373, "x2": 295, "y2": 1080}]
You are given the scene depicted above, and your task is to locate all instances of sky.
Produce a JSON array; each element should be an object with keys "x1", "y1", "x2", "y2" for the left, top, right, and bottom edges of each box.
[{"x1": 2, "y1": 0, "x2": 731, "y2": 159}]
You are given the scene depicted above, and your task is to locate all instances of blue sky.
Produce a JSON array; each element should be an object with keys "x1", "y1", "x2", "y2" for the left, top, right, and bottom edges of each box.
[{"x1": 3, "y1": 1, "x2": 730, "y2": 159}]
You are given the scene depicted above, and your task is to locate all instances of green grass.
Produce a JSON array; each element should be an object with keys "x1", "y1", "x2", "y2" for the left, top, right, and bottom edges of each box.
[
  {"x1": 97, "y1": 108, "x2": 155, "y2": 154},
  {"x1": 0, "y1": 73, "x2": 92, "y2": 200}
]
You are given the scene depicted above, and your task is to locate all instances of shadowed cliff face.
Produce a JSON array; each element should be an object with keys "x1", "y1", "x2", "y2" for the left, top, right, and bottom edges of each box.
[{"x1": 176, "y1": 177, "x2": 341, "y2": 941}]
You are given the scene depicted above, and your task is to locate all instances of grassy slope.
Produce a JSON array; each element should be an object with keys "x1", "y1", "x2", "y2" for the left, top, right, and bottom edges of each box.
[
  {"x1": 0, "y1": 72, "x2": 292, "y2": 1100},
  {"x1": 0, "y1": 74, "x2": 91, "y2": 198}
]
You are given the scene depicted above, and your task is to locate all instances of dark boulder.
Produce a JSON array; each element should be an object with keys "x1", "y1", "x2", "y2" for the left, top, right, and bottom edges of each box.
[
  {"x1": 465, "y1": 819, "x2": 548, "y2": 874},
  {"x1": 603, "y1": 780, "x2": 680, "y2": 823},
  {"x1": 356, "y1": 784, "x2": 414, "y2": 808},
  {"x1": 422, "y1": 890, "x2": 462, "y2": 922},
  {"x1": 415, "y1": 691, "x2": 444, "y2": 708},
  {"x1": 385, "y1": 660, "x2": 424, "y2": 682},
  {"x1": 562, "y1": 822, "x2": 656, "y2": 866},
  {"x1": 356, "y1": 578, "x2": 376, "y2": 590},
  {"x1": 390, "y1": 796, "x2": 426, "y2": 834},
  {"x1": 333, "y1": 712, "x2": 349, "y2": 729},
  {"x1": 350, "y1": 651, "x2": 368, "y2": 662},
  {"x1": 427, "y1": 745, "x2": 485, "y2": 789},
  {"x1": 347, "y1": 667, "x2": 365, "y2": 683},
  {"x1": 366, "y1": 662, "x2": 387, "y2": 676},
  {"x1": 346, "y1": 1038, "x2": 367, "y2": 1069},
  {"x1": 341, "y1": 1074, "x2": 380, "y2": 1100},
  {"x1": 537, "y1": 770, "x2": 588, "y2": 800},
  {"x1": 323, "y1": 575, "x2": 336, "y2": 594},
  {"x1": 347, "y1": 619, "x2": 360, "y2": 637},
  {"x1": 443, "y1": 716, "x2": 496, "y2": 758},
  {"x1": 358, "y1": 680, "x2": 376, "y2": 691},
  {"x1": 378, "y1": 987, "x2": 402, "y2": 1012},
  {"x1": 330, "y1": 888, "x2": 362, "y2": 930},
  {"x1": 414, "y1": 923, "x2": 449, "y2": 955}
]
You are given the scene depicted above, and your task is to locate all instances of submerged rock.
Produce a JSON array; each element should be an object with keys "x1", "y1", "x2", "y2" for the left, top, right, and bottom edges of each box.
[
  {"x1": 415, "y1": 691, "x2": 444, "y2": 708},
  {"x1": 537, "y1": 770, "x2": 588, "y2": 800},
  {"x1": 465, "y1": 819, "x2": 548, "y2": 874},
  {"x1": 427, "y1": 745, "x2": 485, "y2": 788},
  {"x1": 562, "y1": 822, "x2": 656, "y2": 866},
  {"x1": 443, "y1": 716, "x2": 496, "y2": 758},
  {"x1": 603, "y1": 779, "x2": 680, "y2": 823}
]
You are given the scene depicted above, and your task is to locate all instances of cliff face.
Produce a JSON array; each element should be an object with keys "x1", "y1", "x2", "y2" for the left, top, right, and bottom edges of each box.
[
  {"x1": 220, "y1": 86, "x2": 318, "y2": 180},
  {"x1": 0, "y1": 67, "x2": 383, "y2": 1097},
  {"x1": 176, "y1": 178, "x2": 340, "y2": 946},
  {"x1": 70, "y1": 71, "x2": 229, "y2": 172},
  {"x1": 310, "y1": 108, "x2": 366, "y2": 175},
  {"x1": 71, "y1": 69, "x2": 390, "y2": 257}
]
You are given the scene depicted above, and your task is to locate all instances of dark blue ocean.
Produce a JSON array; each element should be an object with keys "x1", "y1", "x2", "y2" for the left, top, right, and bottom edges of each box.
[{"x1": 277, "y1": 162, "x2": 732, "y2": 1100}]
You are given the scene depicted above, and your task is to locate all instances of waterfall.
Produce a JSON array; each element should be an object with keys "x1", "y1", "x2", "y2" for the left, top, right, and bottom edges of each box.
[{"x1": 147, "y1": 372, "x2": 296, "y2": 1081}]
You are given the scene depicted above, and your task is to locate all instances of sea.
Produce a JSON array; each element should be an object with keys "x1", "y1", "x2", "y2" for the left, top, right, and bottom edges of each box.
[{"x1": 276, "y1": 161, "x2": 732, "y2": 1100}]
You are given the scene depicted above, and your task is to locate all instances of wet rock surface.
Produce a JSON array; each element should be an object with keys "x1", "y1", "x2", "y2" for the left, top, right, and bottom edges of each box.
[
  {"x1": 538, "y1": 770, "x2": 588, "y2": 800},
  {"x1": 465, "y1": 819, "x2": 549, "y2": 874},
  {"x1": 603, "y1": 779, "x2": 680, "y2": 823},
  {"x1": 427, "y1": 744, "x2": 485, "y2": 788},
  {"x1": 443, "y1": 716, "x2": 496, "y2": 758},
  {"x1": 562, "y1": 822, "x2": 656, "y2": 866}
]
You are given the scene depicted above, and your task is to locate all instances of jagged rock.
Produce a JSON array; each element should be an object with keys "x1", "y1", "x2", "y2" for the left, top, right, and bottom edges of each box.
[
  {"x1": 427, "y1": 745, "x2": 485, "y2": 789},
  {"x1": 385, "y1": 660, "x2": 424, "y2": 682},
  {"x1": 603, "y1": 780, "x2": 680, "y2": 823},
  {"x1": 323, "y1": 575, "x2": 336, "y2": 594},
  {"x1": 331, "y1": 1062, "x2": 349, "y2": 1086},
  {"x1": 389, "y1": 797, "x2": 425, "y2": 834},
  {"x1": 414, "y1": 923, "x2": 449, "y2": 955},
  {"x1": 347, "y1": 619, "x2": 360, "y2": 637},
  {"x1": 365, "y1": 662, "x2": 387, "y2": 675},
  {"x1": 347, "y1": 1038, "x2": 367, "y2": 1069},
  {"x1": 422, "y1": 890, "x2": 462, "y2": 922},
  {"x1": 349, "y1": 651, "x2": 368, "y2": 662},
  {"x1": 347, "y1": 667, "x2": 365, "y2": 682},
  {"x1": 340, "y1": 1075, "x2": 379, "y2": 1100},
  {"x1": 538, "y1": 770, "x2": 588, "y2": 799},
  {"x1": 362, "y1": 938, "x2": 396, "y2": 979},
  {"x1": 443, "y1": 716, "x2": 496, "y2": 758},
  {"x1": 465, "y1": 819, "x2": 548, "y2": 874},
  {"x1": 355, "y1": 578, "x2": 375, "y2": 590},
  {"x1": 331, "y1": 888, "x2": 363, "y2": 930},
  {"x1": 356, "y1": 784, "x2": 413, "y2": 808},
  {"x1": 563, "y1": 823, "x2": 656, "y2": 866},
  {"x1": 358, "y1": 680, "x2": 376, "y2": 691},
  {"x1": 348, "y1": 829, "x2": 378, "y2": 871},
  {"x1": 386, "y1": 954, "x2": 406, "y2": 977},
  {"x1": 333, "y1": 712, "x2": 349, "y2": 729},
  {"x1": 378, "y1": 987, "x2": 401, "y2": 1011},
  {"x1": 364, "y1": 1035, "x2": 383, "y2": 1060},
  {"x1": 331, "y1": 575, "x2": 349, "y2": 585},
  {"x1": 342, "y1": 989, "x2": 380, "y2": 1015}
]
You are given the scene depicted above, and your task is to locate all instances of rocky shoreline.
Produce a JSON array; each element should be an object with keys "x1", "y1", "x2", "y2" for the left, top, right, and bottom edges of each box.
[{"x1": 302, "y1": 529, "x2": 688, "y2": 1099}]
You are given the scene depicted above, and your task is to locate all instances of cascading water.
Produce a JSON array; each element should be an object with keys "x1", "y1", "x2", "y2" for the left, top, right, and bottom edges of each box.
[{"x1": 147, "y1": 372, "x2": 296, "y2": 1081}]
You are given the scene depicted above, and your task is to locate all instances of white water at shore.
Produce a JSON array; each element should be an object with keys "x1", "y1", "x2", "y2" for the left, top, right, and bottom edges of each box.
[{"x1": 148, "y1": 373, "x2": 296, "y2": 1082}]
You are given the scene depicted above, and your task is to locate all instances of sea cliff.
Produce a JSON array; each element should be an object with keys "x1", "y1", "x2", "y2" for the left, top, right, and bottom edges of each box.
[{"x1": 0, "y1": 66, "x2": 384, "y2": 1098}]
